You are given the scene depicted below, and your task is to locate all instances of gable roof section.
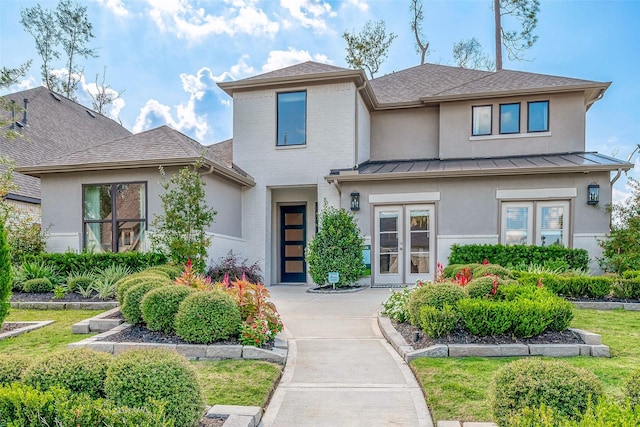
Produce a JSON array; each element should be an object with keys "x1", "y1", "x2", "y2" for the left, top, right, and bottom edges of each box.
[{"x1": 17, "y1": 125, "x2": 255, "y2": 187}]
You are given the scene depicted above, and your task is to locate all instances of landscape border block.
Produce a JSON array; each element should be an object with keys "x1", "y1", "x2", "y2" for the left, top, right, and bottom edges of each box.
[{"x1": 0, "y1": 320, "x2": 55, "y2": 340}]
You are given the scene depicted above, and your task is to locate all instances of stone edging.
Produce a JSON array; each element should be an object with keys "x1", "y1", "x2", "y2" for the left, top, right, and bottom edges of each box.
[
  {"x1": 10, "y1": 301, "x2": 118, "y2": 310},
  {"x1": 378, "y1": 315, "x2": 610, "y2": 362},
  {"x1": 306, "y1": 285, "x2": 369, "y2": 294},
  {"x1": 0, "y1": 321, "x2": 55, "y2": 340},
  {"x1": 68, "y1": 323, "x2": 288, "y2": 364},
  {"x1": 206, "y1": 404, "x2": 262, "y2": 427},
  {"x1": 72, "y1": 307, "x2": 124, "y2": 334},
  {"x1": 573, "y1": 301, "x2": 640, "y2": 311}
]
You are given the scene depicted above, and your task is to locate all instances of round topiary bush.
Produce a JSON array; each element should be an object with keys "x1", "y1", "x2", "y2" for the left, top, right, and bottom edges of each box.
[
  {"x1": 115, "y1": 273, "x2": 171, "y2": 305},
  {"x1": 144, "y1": 264, "x2": 183, "y2": 280},
  {"x1": 174, "y1": 290, "x2": 242, "y2": 344},
  {"x1": 22, "y1": 348, "x2": 112, "y2": 399},
  {"x1": 473, "y1": 264, "x2": 512, "y2": 279},
  {"x1": 491, "y1": 358, "x2": 603, "y2": 426},
  {"x1": 0, "y1": 354, "x2": 31, "y2": 385},
  {"x1": 466, "y1": 276, "x2": 500, "y2": 299},
  {"x1": 443, "y1": 263, "x2": 482, "y2": 278},
  {"x1": 22, "y1": 277, "x2": 54, "y2": 293},
  {"x1": 624, "y1": 369, "x2": 640, "y2": 407},
  {"x1": 121, "y1": 281, "x2": 167, "y2": 325},
  {"x1": 407, "y1": 283, "x2": 467, "y2": 326},
  {"x1": 141, "y1": 285, "x2": 196, "y2": 333},
  {"x1": 104, "y1": 348, "x2": 204, "y2": 427}
]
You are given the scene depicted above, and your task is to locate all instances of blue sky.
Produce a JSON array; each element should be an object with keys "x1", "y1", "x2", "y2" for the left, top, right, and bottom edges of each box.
[{"x1": 1, "y1": 0, "x2": 639, "y2": 199}]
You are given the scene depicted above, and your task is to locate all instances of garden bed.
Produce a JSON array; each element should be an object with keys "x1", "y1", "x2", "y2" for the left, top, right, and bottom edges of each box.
[
  {"x1": 0, "y1": 320, "x2": 55, "y2": 340},
  {"x1": 10, "y1": 292, "x2": 116, "y2": 303}
]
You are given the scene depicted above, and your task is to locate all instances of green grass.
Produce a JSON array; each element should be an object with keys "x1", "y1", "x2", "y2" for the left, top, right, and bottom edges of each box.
[
  {"x1": 411, "y1": 308, "x2": 640, "y2": 423},
  {"x1": 2, "y1": 309, "x2": 283, "y2": 408}
]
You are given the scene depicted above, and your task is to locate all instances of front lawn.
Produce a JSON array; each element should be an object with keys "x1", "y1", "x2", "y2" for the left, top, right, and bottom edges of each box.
[
  {"x1": 1, "y1": 309, "x2": 282, "y2": 407},
  {"x1": 411, "y1": 308, "x2": 640, "y2": 423}
]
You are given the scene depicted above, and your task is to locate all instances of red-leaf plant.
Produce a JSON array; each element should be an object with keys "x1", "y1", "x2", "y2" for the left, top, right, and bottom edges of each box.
[{"x1": 455, "y1": 267, "x2": 472, "y2": 287}]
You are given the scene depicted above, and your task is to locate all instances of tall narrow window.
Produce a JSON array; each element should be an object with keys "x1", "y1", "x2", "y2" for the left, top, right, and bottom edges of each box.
[
  {"x1": 83, "y1": 182, "x2": 147, "y2": 252},
  {"x1": 537, "y1": 201, "x2": 569, "y2": 247},
  {"x1": 502, "y1": 203, "x2": 533, "y2": 245},
  {"x1": 277, "y1": 91, "x2": 306, "y2": 146},
  {"x1": 528, "y1": 101, "x2": 549, "y2": 132},
  {"x1": 500, "y1": 103, "x2": 520, "y2": 134},
  {"x1": 472, "y1": 105, "x2": 492, "y2": 136}
]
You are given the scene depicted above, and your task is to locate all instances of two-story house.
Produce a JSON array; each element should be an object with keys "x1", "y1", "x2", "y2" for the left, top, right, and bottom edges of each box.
[{"x1": 18, "y1": 61, "x2": 633, "y2": 285}]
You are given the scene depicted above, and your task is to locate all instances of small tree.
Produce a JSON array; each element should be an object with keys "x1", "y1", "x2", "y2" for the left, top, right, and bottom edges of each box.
[
  {"x1": 599, "y1": 178, "x2": 640, "y2": 273},
  {"x1": 0, "y1": 219, "x2": 12, "y2": 325},
  {"x1": 343, "y1": 20, "x2": 397, "y2": 78},
  {"x1": 150, "y1": 161, "x2": 217, "y2": 272},
  {"x1": 306, "y1": 202, "x2": 365, "y2": 288}
]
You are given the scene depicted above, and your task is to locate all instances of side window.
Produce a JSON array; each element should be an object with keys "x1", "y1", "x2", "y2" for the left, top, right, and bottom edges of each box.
[
  {"x1": 528, "y1": 101, "x2": 549, "y2": 132},
  {"x1": 277, "y1": 91, "x2": 307, "y2": 146},
  {"x1": 502, "y1": 202, "x2": 533, "y2": 245},
  {"x1": 472, "y1": 105, "x2": 492, "y2": 136},
  {"x1": 501, "y1": 200, "x2": 569, "y2": 247},
  {"x1": 536, "y1": 201, "x2": 569, "y2": 247},
  {"x1": 499, "y1": 103, "x2": 520, "y2": 134}
]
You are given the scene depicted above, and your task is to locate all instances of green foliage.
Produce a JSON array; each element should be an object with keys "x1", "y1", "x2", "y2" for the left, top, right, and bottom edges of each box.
[
  {"x1": 611, "y1": 278, "x2": 640, "y2": 299},
  {"x1": 104, "y1": 348, "x2": 203, "y2": 427},
  {"x1": 121, "y1": 282, "x2": 168, "y2": 325},
  {"x1": 22, "y1": 348, "x2": 112, "y2": 399},
  {"x1": 465, "y1": 276, "x2": 518, "y2": 299},
  {"x1": 175, "y1": 290, "x2": 242, "y2": 344},
  {"x1": 419, "y1": 304, "x2": 458, "y2": 338},
  {"x1": 13, "y1": 260, "x2": 61, "y2": 290},
  {"x1": 472, "y1": 264, "x2": 512, "y2": 279},
  {"x1": 381, "y1": 287, "x2": 415, "y2": 322},
  {"x1": 625, "y1": 369, "x2": 640, "y2": 407},
  {"x1": 599, "y1": 178, "x2": 640, "y2": 273},
  {"x1": 66, "y1": 271, "x2": 95, "y2": 293},
  {"x1": 306, "y1": 202, "x2": 365, "y2": 287},
  {"x1": 622, "y1": 270, "x2": 640, "y2": 279},
  {"x1": 343, "y1": 19, "x2": 397, "y2": 78},
  {"x1": 0, "y1": 221, "x2": 11, "y2": 324},
  {"x1": 449, "y1": 244, "x2": 589, "y2": 271},
  {"x1": 407, "y1": 283, "x2": 467, "y2": 326},
  {"x1": 457, "y1": 298, "x2": 512, "y2": 336},
  {"x1": 0, "y1": 354, "x2": 30, "y2": 385},
  {"x1": 92, "y1": 264, "x2": 132, "y2": 300},
  {"x1": 141, "y1": 285, "x2": 196, "y2": 333},
  {"x1": 490, "y1": 358, "x2": 603, "y2": 426},
  {"x1": 115, "y1": 272, "x2": 172, "y2": 305},
  {"x1": 4, "y1": 212, "x2": 49, "y2": 263},
  {"x1": 510, "y1": 399, "x2": 640, "y2": 426},
  {"x1": 150, "y1": 162, "x2": 217, "y2": 272},
  {"x1": 144, "y1": 264, "x2": 184, "y2": 280},
  {"x1": 206, "y1": 250, "x2": 263, "y2": 284},
  {"x1": 22, "y1": 277, "x2": 54, "y2": 293},
  {"x1": 442, "y1": 263, "x2": 483, "y2": 278},
  {"x1": 515, "y1": 272, "x2": 613, "y2": 298}
]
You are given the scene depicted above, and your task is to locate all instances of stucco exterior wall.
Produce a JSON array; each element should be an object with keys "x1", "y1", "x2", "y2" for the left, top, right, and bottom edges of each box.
[
  {"x1": 357, "y1": 94, "x2": 371, "y2": 165},
  {"x1": 439, "y1": 92, "x2": 586, "y2": 159},
  {"x1": 370, "y1": 107, "x2": 439, "y2": 161}
]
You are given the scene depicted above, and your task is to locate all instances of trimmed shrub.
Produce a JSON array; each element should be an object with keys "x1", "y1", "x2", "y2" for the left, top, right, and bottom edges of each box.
[
  {"x1": 472, "y1": 264, "x2": 511, "y2": 279},
  {"x1": 115, "y1": 273, "x2": 171, "y2": 305},
  {"x1": 510, "y1": 399, "x2": 640, "y2": 426},
  {"x1": 104, "y1": 348, "x2": 203, "y2": 427},
  {"x1": 625, "y1": 369, "x2": 640, "y2": 407},
  {"x1": 419, "y1": 304, "x2": 458, "y2": 338},
  {"x1": 491, "y1": 358, "x2": 603, "y2": 426},
  {"x1": 612, "y1": 278, "x2": 640, "y2": 299},
  {"x1": 622, "y1": 270, "x2": 640, "y2": 279},
  {"x1": 22, "y1": 348, "x2": 112, "y2": 399},
  {"x1": 457, "y1": 298, "x2": 513, "y2": 336},
  {"x1": 381, "y1": 287, "x2": 415, "y2": 323},
  {"x1": 66, "y1": 272, "x2": 95, "y2": 293},
  {"x1": 0, "y1": 354, "x2": 31, "y2": 385},
  {"x1": 121, "y1": 282, "x2": 167, "y2": 325},
  {"x1": 545, "y1": 296, "x2": 575, "y2": 331},
  {"x1": 141, "y1": 285, "x2": 196, "y2": 333},
  {"x1": 407, "y1": 283, "x2": 467, "y2": 326},
  {"x1": 22, "y1": 277, "x2": 54, "y2": 293},
  {"x1": 144, "y1": 264, "x2": 183, "y2": 280},
  {"x1": 516, "y1": 272, "x2": 613, "y2": 299},
  {"x1": 465, "y1": 276, "x2": 518, "y2": 299},
  {"x1": 175, "y1": 290, "x2": 242, "y2": 344},
  {"x1": 443, "y1": 263, "x2": 482, "y2": 278}
]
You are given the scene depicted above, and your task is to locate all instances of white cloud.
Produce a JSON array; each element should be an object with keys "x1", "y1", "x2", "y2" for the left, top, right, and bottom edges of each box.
[
  {"x1": 230, "y1": 54, "x2": 255, "y2": 77},
  {"x1": 96, "y1": 0, "x2": 130, "y2": 17},
  {"x1": 280, "y1": 0, "x2": 335, "y2": 32},
  {"x1": 145, "y1": 0, "x2": 279, "y2": 41},
  {"x1": 81, "y1": 77, "x2": 126, "y2": 121},
  {"x1": 17, "y1": 76, "x2": 37, "y2": 91},
  {"x1": 342, "y1": 0, "x2": 369, "y2": 12},
  {"x1": 261, "y1": 48, "x2": 333, "y2": 72}
]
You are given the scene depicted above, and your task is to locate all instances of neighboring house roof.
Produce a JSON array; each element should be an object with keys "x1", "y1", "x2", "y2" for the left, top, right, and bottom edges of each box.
[
  {"x1": 327, "y1": 152, "x2": 633, "y2": 182},
  {"x1": 1, "y1": 86, "x2": 131, "y2": 201},
  {"x1": 17, "y1": 125, "x2": 255, "y2": 187}
]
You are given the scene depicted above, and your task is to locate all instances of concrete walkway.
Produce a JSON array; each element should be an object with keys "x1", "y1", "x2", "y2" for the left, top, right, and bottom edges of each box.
[{"x1": 261, "y1": 286, "x2": 433, "y2": 427}]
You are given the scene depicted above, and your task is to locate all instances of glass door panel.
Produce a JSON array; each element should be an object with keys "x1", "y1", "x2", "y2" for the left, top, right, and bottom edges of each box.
[
  {"x1": 406, "y1": 206, "x2": 434, "y2": 283},
  {"x1": 374, "y1": 207, "x2": 403, "y2": 284},
  {"x1": 280, "y1": 205, "x2": 307, "y2": 283}
]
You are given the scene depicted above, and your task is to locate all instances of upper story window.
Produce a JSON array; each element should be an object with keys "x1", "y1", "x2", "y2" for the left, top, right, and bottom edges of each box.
[
  {"x1": 472, "y1": 105, "x2": 492, "y2": 136},
  {"x1": 83, "y1": 182, "x2": 147, "y2": 252},
  {"x1": 499, "y1": 103, "x2": 520, "y2": 134},
  {"x1": 277, "y1": 91, "x2": 306, "y2": 146},
  {"x1": 528, "y1": 101, "x2": 549, "y2": 132}
]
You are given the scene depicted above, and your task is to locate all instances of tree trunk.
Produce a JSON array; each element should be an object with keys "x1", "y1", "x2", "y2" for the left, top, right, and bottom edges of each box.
[{"x1": 494, "y1": 0, "x2": 502, "y2": 71}]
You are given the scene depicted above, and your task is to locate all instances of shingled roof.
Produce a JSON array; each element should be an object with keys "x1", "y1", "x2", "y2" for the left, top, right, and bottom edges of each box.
[{"x1": 1, "y1": 86, "x2": 131, "y2": 201}]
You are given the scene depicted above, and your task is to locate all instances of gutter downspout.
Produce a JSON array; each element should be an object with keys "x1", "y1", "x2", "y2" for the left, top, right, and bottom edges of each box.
[
  {"x1": 354, "y1": 80, "x2": 367, "y2": 169},
  {"x1": 611, "y1": 168, "x2": 622, "y2": 186}
]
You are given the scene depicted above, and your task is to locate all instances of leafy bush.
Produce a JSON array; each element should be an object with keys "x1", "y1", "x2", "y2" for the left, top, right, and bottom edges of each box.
[
  {"x1": 121, "y1": 282, "x2": 169, "y2": 325},
  {"x1": 66, "y1": 271, "x2": 95, "y2": 293},
  {"x1": 239, "y1": 318, "x2": 274, "y2": 347},
  {"x1": 457, "y1": 298, "x2": 513, "y2": 336},
  {"x1": 472, "y1": 264, "x2": 511, "y2": 279},
  {"x1": 491, "y1": 358, "x2": 603, "y2": 426},
  {"x1": 104, "y1": 348, "x2": 203, "y2": 427},
  {"x1": 206, "y1": 250, "x2": 263, "y2": 284},
  {"x1": 0, "y1": 221, "x2": 11, "y2": 325},
  {"x1": 442, "y1": 263, "x2": 482, "y2": 278},
  {"x1": 407, "y1": 283, "x2": 467, "y2": 326},
  {"x1": 91, "y1": 264, "x2": 132, "y2": 300},
  {"x1": 381, "y1": 287, "x2": 415, "y2": 322},
  {"x1": 465, "y1": 276, "x2": 518, "y2": 299},
  {"x1": 510, "y1": 399, "x2": 640, "y2": 426},
  {"x1": 14, "y1": 260, "x2": 61, "y2": 290},
  {"x1": 450, "y1": 244, "x2": 589, "y2": 271},
  {"x1": 622, "y1": 270, "x2": 640, "y2": 279},
  {"x1": 419, "y1": 304, "x2": 458, "y2": 338},
  {"x1": 0, "y1": 354, "x2": 31, "y2": 385},
  {"x1": 115, "y1": 272, "x2": 171, "y2": 305},
  {"x1": 625, "y1": 369, "x2": 640, "y2": 407},
  {"x1": 22, "y1": 348, "x2": 112, "y2": 399},
  {"x1": 306, "y1": 202, "x2": 365, "y2": 287},
  {"x1": 141, "y1": 285, "x2": 196, "y2": 333},
  {"x1": 144, "y1": 264, "x2": 184, "y2": 280},
  {"x1": 22, "y1": 277, "x2": 54, "y2": 293},
  {"x1": 611, "y1": 278, "x2": 640, "y2": 299},
  {"x1": 515, "y1": 272, "x2": 613, "y2": 299},
  {"x1": 175, "y1": 290, "x2": 242, "y2": 344}
]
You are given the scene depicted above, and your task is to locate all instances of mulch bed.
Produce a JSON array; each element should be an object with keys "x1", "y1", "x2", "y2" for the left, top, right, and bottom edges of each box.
[
  {"x1": 10, "y1": 292, "x2": 116, "y2": 303},
  {"x1": 565, "y1": 296, "x2": 640, "y2": 304},
  {"x1": 392, "y1": 320, "x2": 585, "y2": 350},
  {"x1": 0, "y1": 322, "x2": 38, "y2": 334},
  {"x1": 100, "y1": 324, "x2": 240, "y2": 346}
]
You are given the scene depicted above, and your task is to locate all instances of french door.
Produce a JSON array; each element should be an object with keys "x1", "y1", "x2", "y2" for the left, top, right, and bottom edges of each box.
[
  {"x1": 374, "y1": 205, "x2": 435, "y2": 285},
  {"x1": 280, "y1": 205, "x2": 307, "y2": 283}
]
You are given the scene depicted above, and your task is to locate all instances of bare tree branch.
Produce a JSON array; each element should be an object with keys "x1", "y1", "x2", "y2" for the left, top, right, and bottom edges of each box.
[{"x1": 410, "y1": 0, "x2": 430, "y2": 65}]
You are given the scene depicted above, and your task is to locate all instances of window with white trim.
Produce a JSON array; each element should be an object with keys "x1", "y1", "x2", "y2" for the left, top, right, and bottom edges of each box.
[{"x1": 501, "y1": 201, "x2": 569, "y2": 247}]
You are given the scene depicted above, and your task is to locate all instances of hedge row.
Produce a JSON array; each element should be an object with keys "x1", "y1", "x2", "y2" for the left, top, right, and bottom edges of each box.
[
  {"x1": 449, "y1": 244, "x2": 589, "y2": 271},
  {"x1": 18, "y1": 252, "x2": 168, "y2": 277},
  {"x1": 515, "y1": 271, "x2": 640, "y2": 299}
]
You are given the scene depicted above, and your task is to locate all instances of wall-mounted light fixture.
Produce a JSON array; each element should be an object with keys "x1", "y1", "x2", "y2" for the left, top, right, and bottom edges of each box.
[
  {"x1": 350, "y1": 191, "x2": 360, "y2": 211},
  {"x1": 587, "y1": 183, "x2": 600, "y2": 205}
]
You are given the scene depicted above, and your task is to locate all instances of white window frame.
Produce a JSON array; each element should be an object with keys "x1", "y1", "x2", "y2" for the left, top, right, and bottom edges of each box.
[
  {"x1": 535, "y1": 201, "x2": 570, "y2": 247},
  {"x1": 501, "y1": 200, "x2": 570, "y2": 247},
  {"x1": 501, "y1": 202, "x2": 533, "y2": 245}
]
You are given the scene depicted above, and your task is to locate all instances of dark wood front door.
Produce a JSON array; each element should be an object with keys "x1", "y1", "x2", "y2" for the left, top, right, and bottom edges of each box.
[{"x1": 280, "y1": 205, "x2": 306, "y2": 283}]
